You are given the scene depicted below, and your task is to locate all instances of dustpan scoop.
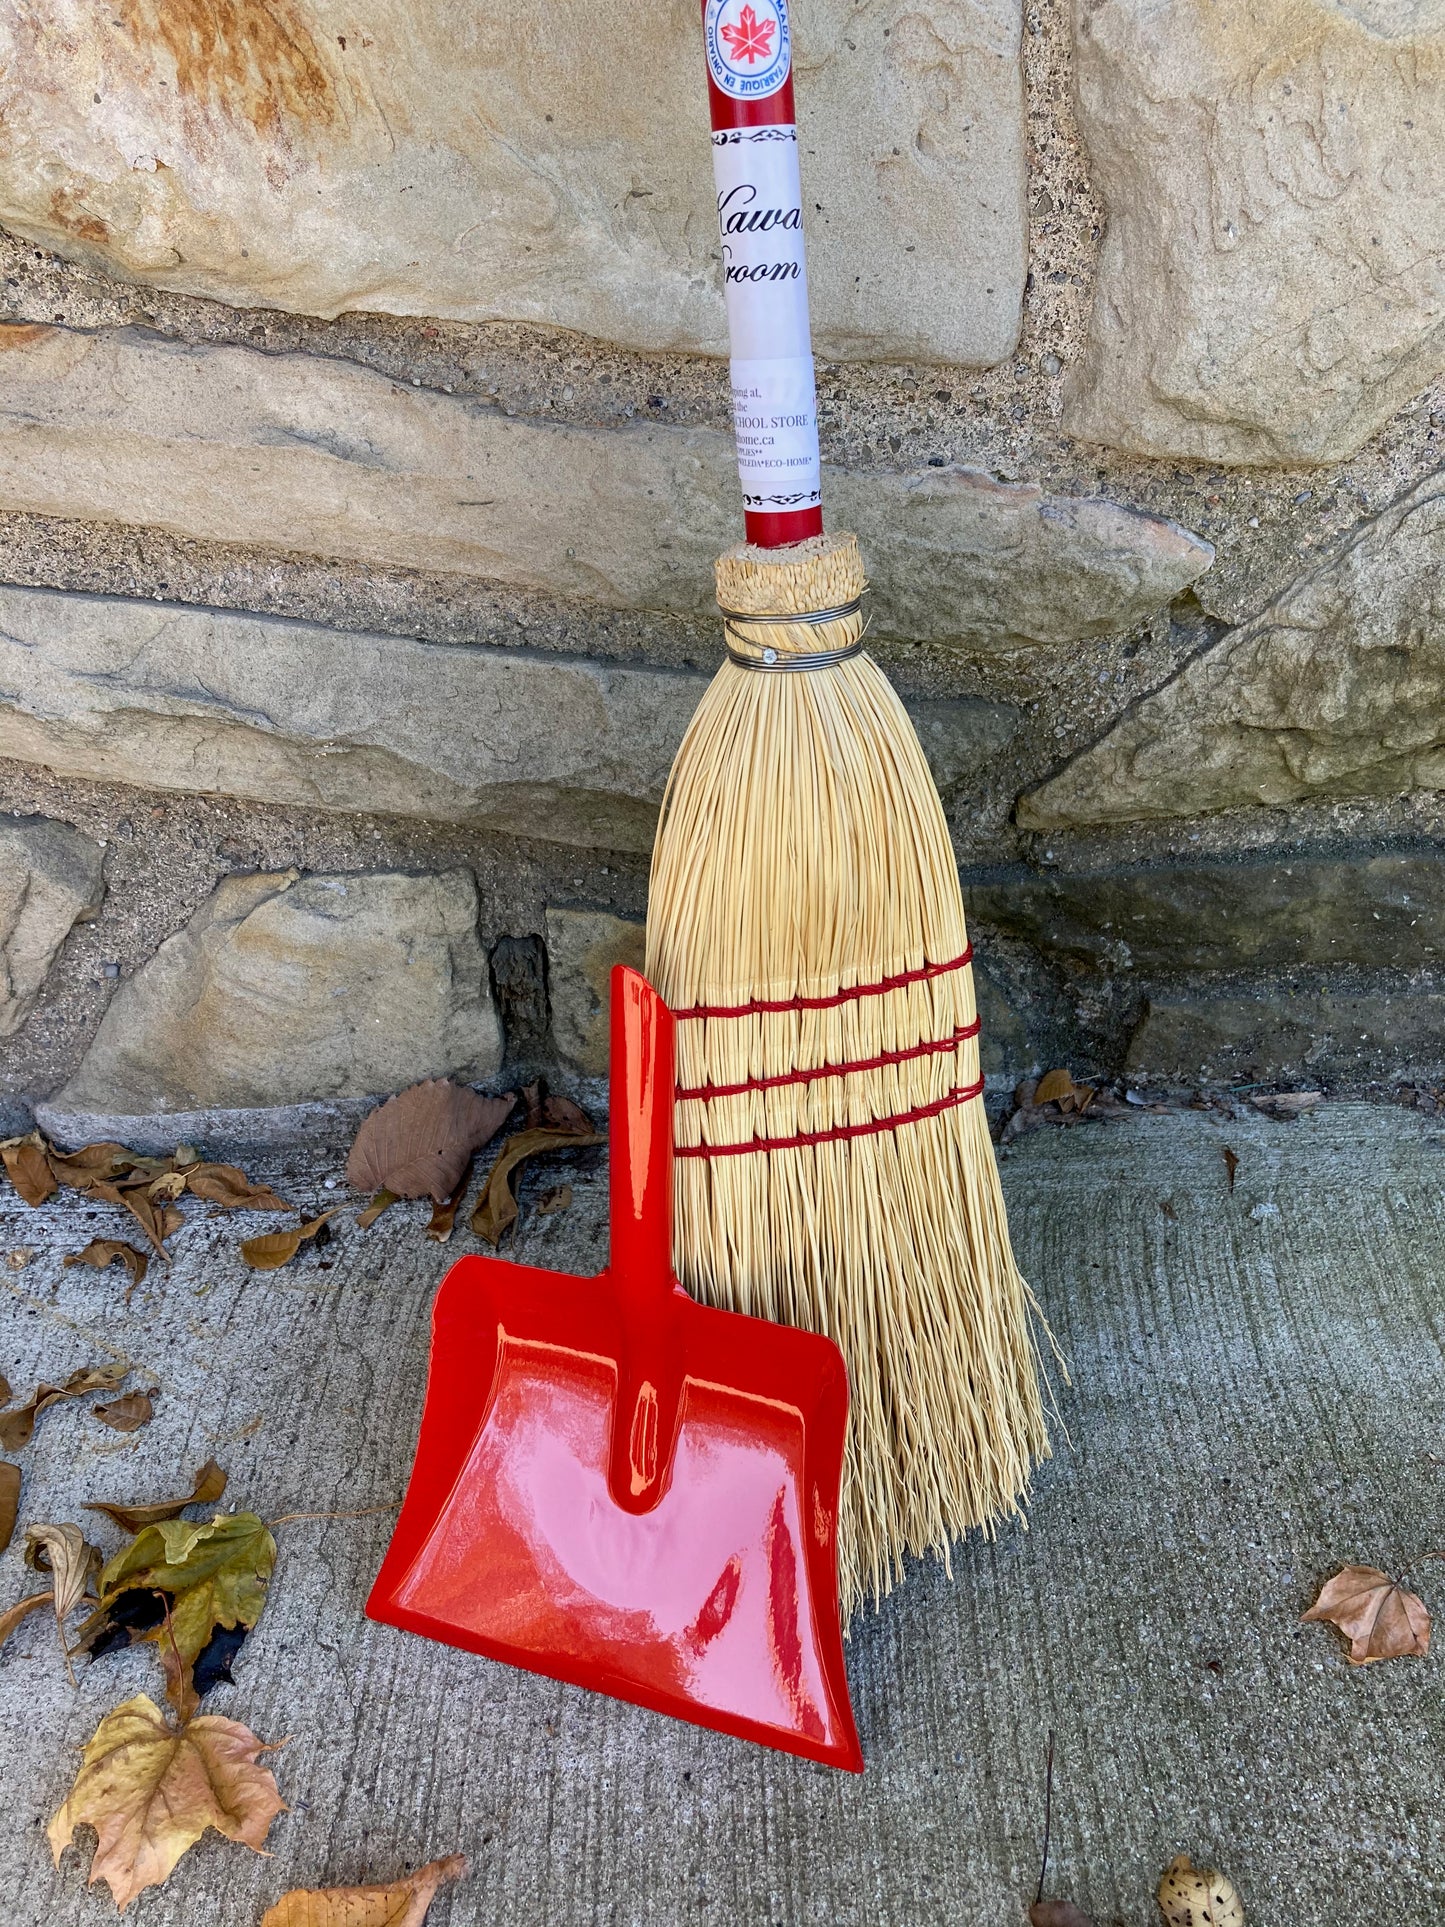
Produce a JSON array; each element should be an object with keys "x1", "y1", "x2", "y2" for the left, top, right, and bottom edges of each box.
[{"x1": 367, "y1": 966, "x2": 862, "y2": 1771}]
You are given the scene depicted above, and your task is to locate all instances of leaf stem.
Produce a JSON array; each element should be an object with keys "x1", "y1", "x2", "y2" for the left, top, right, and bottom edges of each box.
[
  {"x1": 1035, "y1": 1728, "x2": 1056, "y2": 1908},
  {"x1": 268, "y1": 1504, "x2": 399, "y2": 1527}
]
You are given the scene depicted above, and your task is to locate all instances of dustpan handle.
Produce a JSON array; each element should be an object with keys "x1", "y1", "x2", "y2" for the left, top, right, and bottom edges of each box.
[{"x1": 608, "y1": 964, "x2": 676, "y2": 1296}]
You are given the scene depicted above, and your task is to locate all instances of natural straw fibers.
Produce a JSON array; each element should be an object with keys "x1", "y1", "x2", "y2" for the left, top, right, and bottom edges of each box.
[{"x1": 645, "y1": 531, "x2": 1051, "y2": 1615}]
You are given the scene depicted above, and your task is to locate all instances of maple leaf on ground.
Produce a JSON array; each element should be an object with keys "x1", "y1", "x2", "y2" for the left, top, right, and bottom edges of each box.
[
  {"x1": 1302, "y1": 1563, "x2": 1431, "y2": 1664},
  {"x1": 48, "y1": 1693, "x2": 285, "y2": 1912},
  {"x1": 75, "y1": 1511, "x2": 275, "y2": 1715},
  {"x1": 721, "y1": 3, "x2": 776, "y2": 63},
  {"x1": 262, "y1": 1853, "x2": 468, "y2": 1927}
]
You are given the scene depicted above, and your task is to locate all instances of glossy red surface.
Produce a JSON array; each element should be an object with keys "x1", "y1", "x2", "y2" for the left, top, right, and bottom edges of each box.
[{"x1": 366, "y1": 966, "x2": 862, "y2": 1772}]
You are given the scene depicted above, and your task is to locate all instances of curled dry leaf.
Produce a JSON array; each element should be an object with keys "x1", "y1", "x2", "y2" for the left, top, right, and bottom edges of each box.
[
  {"x1": 77, "y1": 1511, "x2": 276, "y2": 1714},
  {"x1": 1033, "y1": 1069, "x2": 1095, "y2": 1114},
  {"x1": 25, "y1": 1522, "x2": 103, "y2": 1624},
  {"x1": 0, "y1": 1363, "x2": 128, "y2": 1451},
  {"x1": 1223, "y1": 1146, "x2": 1239, "y2": 1194},
  {"x1": 1, "y1": 1132, "x2": 57, "y2": 1207},
  {"x1": 185, "y1": 1163, "x2": 292, "y2": 1212},
  {"x1": 94, "y1": 1390, "x2": 155, "y2": 1434},
  {"x1": 262, "y1": 1852, "x2": 468, "y2": 1927},
  {"x1": 64, "y1": 1240, "x2": 149, "y2": 1295},
  {"x1": 91, "y1": 1180, "x2": 184, "y2": 1262},
  {"x1": 537, "y1": 1184, "x2": 573, "y2": 1218},
  {"x1": 85, "y1": 1457, "x2": 227, "y2": 1536},
  {"x1": 241, "y1": 1212, "x2": 336, "y2": 1271},
  {"x1": 1302, "y1": 1564, "x2": 1431, "y2": 1664},
  {"x1": 46, "y1": 1141, "x2": 141, "y2": 1190},
  {"x1": 0, "y1": 1586, "x2": 53, "y2": 1653},
  {"x1": 425, "y1": 1173, "x2": 469, "y2": 1244},
  {"x1": 0, "y1": 1461, "x2": 17, "y2": 1553},
  {"x1": 1031, "y1": 1903, "x2": 1094, "y2": 1927},
  {"x1": 347, "y1": 1080, "x2": 515, "y2": 1202},
  {"x1": 48, "y1": 1692, "x2": 285, "y2": 1912},
  {"x1": 1157, "y1": 1855, "x2": 1244, "y2": 1926},
  {"x1": 471, "y1": 1123, "x2": 604, "y2": 1248}
]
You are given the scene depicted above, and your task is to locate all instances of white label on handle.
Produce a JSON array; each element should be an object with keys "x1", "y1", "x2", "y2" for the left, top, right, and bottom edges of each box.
[{"x1": 711, "y1": 126, "x2": 820, "y2": 514}]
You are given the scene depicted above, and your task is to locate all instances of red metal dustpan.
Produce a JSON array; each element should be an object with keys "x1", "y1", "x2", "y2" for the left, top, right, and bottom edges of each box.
[{"x1": 366, "y1": 964, "x2": 862, "y2": 1771}]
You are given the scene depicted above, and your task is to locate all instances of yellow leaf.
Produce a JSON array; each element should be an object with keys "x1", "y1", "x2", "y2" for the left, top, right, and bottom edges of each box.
[
  {"x1": 48, "y1": 1693, "x2": 285, "y2": 1911},
  {"x1": 262, "y1": 1854, "x2": 467, "y2": 1927},
  {"x1": 78, "y1": 1512, "x2": 275, "y2": 1714}
]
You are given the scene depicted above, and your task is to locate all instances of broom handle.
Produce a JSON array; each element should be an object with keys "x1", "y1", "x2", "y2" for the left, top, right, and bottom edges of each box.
[
  {"x1": 700, "y1": 0, "x2": 823, "y2": 549},
  {"x1": 608, "y1": 964, "x2": 677, "y2": 1297}
]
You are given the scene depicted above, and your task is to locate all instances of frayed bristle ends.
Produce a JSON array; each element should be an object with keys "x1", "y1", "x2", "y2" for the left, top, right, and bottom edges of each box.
[
  {"x1": 715, "y1": 530, "x2": 866, "y2": 616},
  {"x1": 646, "y1": 541, "x2": 1052, "y2": 1618}
]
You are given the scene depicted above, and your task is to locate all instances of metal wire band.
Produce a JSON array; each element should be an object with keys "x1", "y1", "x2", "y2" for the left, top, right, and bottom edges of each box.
[{"x1": 719, "y1": 594, "x2": 866, "y2": 672}]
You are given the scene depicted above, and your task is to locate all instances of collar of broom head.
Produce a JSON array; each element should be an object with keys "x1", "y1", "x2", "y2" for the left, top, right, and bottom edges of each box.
[{"x1": 714, "y1": 530, "x2": 867, "y2": 665}]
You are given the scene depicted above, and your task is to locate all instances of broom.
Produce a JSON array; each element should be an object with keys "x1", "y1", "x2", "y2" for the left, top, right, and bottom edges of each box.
[{"x1": 644, "y1": 0, "x2": 1052, "y2": 1614}]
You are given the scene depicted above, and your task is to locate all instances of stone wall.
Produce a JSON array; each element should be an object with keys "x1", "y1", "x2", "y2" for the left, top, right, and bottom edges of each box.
[{"x1": 3, "y1": 0, "x2": 1445, "y2": 1125}]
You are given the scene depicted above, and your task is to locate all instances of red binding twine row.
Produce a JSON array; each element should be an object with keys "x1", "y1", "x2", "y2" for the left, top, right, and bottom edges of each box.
[
  {"x1": 675, "y1": 1075, "x2": 986, "y2": 1159},
  {"x1": 675, "y1": 1018, "x2": 980, "y2": 1103},
  {"x1": 673, "y1": 946, "x2": 973, "y2": 1021}
]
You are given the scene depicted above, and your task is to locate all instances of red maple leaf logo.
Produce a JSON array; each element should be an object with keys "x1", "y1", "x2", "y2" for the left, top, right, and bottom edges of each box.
[{"x1": 720, "y1": 3, "x2": 776, "y2": 63}]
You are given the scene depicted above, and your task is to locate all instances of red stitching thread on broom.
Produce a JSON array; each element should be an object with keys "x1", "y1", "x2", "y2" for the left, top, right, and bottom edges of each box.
[
  {"x1": 672, "y1": 946, "x2": 973, "y2": 1020},
  {"x1": 674, "y1": 1075, "x2": 986, "y2": 1159},
  {"x1": 675, "y1": 1018, "x2": 981, "y2": 1102}
]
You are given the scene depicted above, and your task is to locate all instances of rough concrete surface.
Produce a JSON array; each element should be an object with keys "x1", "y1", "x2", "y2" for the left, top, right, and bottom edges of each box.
[{"x1": 0, "y1": 1103, "x2": 1439, "y2": 1924}]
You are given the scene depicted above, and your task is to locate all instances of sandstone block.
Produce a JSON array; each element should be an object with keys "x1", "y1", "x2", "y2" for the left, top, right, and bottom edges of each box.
[
  {"x1": 0, "y1": 0, "x2": 1025, "y2": 366},
  {"x1": 56, "y1": 869, "x2": 502, "y2": 1114},
  {"x1": 1127, "y1": 984, "x2": 1445, "y2": 1089},
  {"x1": 968, "y1": 851, "x2": 1445, "y2": 976},
  {"x1": 1066, "y1": 0, "x2": 1445, "y2": 462},
  {"x1": 1019, "y1": 472, "x2": 1445, "y2": 830},
  {"x1": 0, "y1": 816, "x2": 103, "y2": 1036},
  {"x1": 545, "y1": 907, "x2": 647, "y2": 1078},
  {"x1": 0, "y1": 585, "x2": 705, "y2": 856},
  {"x1": 0, "y1": 325, "x2": 1212, "y2": 655}
]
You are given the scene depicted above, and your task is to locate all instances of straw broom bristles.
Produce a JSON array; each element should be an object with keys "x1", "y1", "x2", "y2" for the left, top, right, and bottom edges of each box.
[{"x1": 645, "y1": 531, "x2": 1051, "y2": 1615}]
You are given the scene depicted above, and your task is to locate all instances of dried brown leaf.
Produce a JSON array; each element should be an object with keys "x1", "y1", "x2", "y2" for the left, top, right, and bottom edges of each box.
[
  {"x1": 0, "y1": 1586, "x2": 52, "y2": 1651},
  {"x1": 347, "y1": 1080, "x2": 515, "y2": 1201},
  {"x1": 94, "y1": 1390, "x2": 155, "y2": 1433},
  {"x1": 1223, "y1": 1146, "x2": 1239, "y2": 1193},
  {"x1": 358, "y1": 1188, "x2": 399, "y2": 1231},
  {"x1": 537, "y1": 1184, "x2": 573, "y2": 1217},
  {"x1": 0, "y1": 1461, "x2": 17, "y2": 1553},
  {"x1": 85, "y1": 1458, "x2": 227, "y2": 1536},
  {"x1": 48, "y1": 1693, "x2": 285, "y2": 1911},
  {"x1": 470, "y1": 1127, "x2": 604, "y2": 1247},
  {"x1": 1302, "y1": 1564, "x2": 1431, "y2": 1664},
  {"x1": 0, "y1": 1363, "x2": 128, "y2": 1451},
  {"x1": 25, "y1": 1522, "x2": 102, "y2": 1623},
  {"x1": 185, "y1": 1163, "x2": 292, "y2": 1212},
  {"x1": 4, "y1": 1249, "x2": 29, "y2": 1269},
  {"x1": 1157, "y1": 1854, "x2": 1244, "y2": 1926},
  {"x1": 1034, "y1": 1069, "x2": 1093, "y2": 1113},
  {"x1": 424, "y1": 1170, "x2": 470, "y2": 1245},
  {"x1": 46, "y1": 1141, "x2": 141, "y2": 1189},
  {"x1": 1250, "y1": 1091, "x2": 1323, "y2": 1119},
  {"x1": 64, "y1": 1239, "x2": 150, "y2": 1295},
  {"x1": 240, "y1": 1212, "x2": 336, "y2": 1271},
  {"x1": 538, "y1": 1092, "x2": 597, "y2": 1136},
  {"x1": 1031, "y1": 1902, "x2": 1094, "y2": 1927},
  {"x1": 90, "y1": 1179, "x2": 180, "y2": 1261},
  {"x1": 0, "y1": 1373, "x2": 9, "y2": 1403},
  {"x1": 261, "y1": 1853, "x2": 468, "y2": 1927},
  {"x1": 2, "y1": 1132, "x2": 56, "y2": 1207}
]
